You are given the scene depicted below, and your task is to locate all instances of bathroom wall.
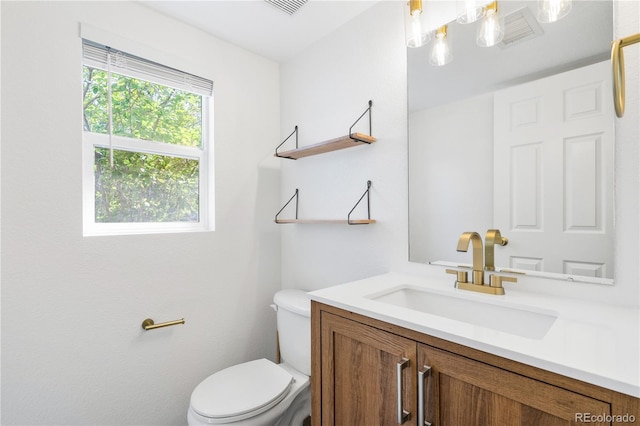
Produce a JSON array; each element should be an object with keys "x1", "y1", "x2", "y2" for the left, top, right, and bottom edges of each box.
[
  {"x1": 1, "y1": 2, "x2": 281, "y2": 424},
  {"x1": 281, "y1": 1, "x2": 640, "y2": 307},
  {"x1": 279, "y1": 1, "x2": 408, "y2": 290},
  {"x1": 613, "y1": 0, "x2": 640, "y2": 306}
]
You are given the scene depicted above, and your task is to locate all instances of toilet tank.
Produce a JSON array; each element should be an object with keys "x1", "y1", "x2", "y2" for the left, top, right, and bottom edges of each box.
[{"x1": 273, "y1": 289, "x2": 311, "y2": 377}]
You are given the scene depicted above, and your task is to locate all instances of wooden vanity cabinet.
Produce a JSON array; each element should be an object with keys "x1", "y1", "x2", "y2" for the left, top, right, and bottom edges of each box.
[
  {"x1": 419, "y1": 345, "x2": 610, "y2": 425},
  {"x1": 312, "y1": 302, "x2": 639, "y2": 426},
  {"x1": 318, "y1": 308, "x2": 416, "y2": 424}
]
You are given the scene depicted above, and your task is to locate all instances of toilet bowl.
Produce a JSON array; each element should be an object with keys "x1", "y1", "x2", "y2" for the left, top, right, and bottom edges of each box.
[
  {"x1": 187, "y1": 360, "x2": 310, "y2": 425},
  {"x1": 188, "y1": 290, "x2": 311, "y2": 426}
]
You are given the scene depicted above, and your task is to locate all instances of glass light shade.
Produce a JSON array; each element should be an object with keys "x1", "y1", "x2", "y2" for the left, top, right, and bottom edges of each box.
[
  {"x1": 456, "y1": 0, "x2": 485, "y2": 24},
  {"x1": 537, "y1": 0, "x2": 572, "y2": 23},
  {"x1": 429, "y1": 27, "x2": 453, "y2": 66},
  {"x1": 404, "y1": 1, "x2": 430, "y2": 48},
  {"x1": 476, "y1": 8, "x2": 504, "y2": 47}
]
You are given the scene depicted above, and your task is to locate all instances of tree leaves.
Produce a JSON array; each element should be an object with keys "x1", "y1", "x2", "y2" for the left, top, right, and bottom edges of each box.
[{"x1": 83, "y1": 67, "x2": 204, "y2": 223}]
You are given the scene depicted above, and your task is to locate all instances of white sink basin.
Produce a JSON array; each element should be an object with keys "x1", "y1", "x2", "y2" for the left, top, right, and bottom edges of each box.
[{"x1": 368, "y1": 286, "x2": 557, "y2": 339}]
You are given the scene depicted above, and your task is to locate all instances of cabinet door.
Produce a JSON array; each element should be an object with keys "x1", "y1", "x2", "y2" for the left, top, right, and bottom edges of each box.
[
  {"x1": 320, "y1": 312, "x2": 417, "y2": 426},
  {"x1": 418, "y1": 344, "x2": 611, "y2": 426}
]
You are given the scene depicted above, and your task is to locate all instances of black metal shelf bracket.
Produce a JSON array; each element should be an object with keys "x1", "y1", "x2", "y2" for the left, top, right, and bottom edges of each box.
[
  {"x1": 275, "y1": 188, "x2": 299, "y2": 222},
  {"x1": 275, "y1": 181, "x2": 373, "y2": 224},
  {"x1": 275, "y1": 126, "x2": 299, "y2": 159},
  {"x1": 348, "y1": 180, "x2": 372, "y2": 225},
  {"x1": 349, "y1": 100, "x2": 373, "y2": 143}
]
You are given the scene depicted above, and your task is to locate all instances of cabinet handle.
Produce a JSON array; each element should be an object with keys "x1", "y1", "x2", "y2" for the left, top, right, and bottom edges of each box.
[
  {"x1": 418, "y1": 365, "x2": 432, "y2": 426},
  {"x1": 396, "y1": 358, "x2": 411, "y2": 424}
]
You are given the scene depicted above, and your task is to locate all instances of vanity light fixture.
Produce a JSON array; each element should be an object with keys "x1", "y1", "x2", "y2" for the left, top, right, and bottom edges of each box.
[
  {"x1": 405, "y1": 0, "x2": 430, "y2": 48},
  {"x1": 476, "y1": 1, "x2": 504, "y2": 47},
  {"x1": 410, "y1": 0, "x2": 568, "y2": 67},
  {"x1": 430, "y1": 25, "x2": 453, "y2": 66},
  {"x1": 536, "y1": 0, "x2": 572, "y2": 23},
  {"x1": 456, "y1": 0, "x2": 485, "y2": 24}
]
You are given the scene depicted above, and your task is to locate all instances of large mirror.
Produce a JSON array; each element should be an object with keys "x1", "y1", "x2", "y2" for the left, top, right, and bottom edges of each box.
[{"x1": 408, "y1": 0, "x2": 614, "y2": 283}]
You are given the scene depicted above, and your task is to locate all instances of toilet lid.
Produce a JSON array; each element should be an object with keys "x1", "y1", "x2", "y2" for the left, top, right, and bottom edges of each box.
[{"x1": 190, "y1": 358, "x2": 293, "y2": 421}]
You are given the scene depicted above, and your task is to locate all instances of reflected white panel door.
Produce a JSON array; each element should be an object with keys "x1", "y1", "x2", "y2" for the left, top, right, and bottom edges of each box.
[{"x1": 493, "y1": 61, "x2": 614, "y2": 278}]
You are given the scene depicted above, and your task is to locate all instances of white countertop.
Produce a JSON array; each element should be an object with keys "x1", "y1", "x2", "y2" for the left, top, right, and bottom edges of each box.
[{"x1": 309, "y1": 272, "x2": 640, "y2": 398}]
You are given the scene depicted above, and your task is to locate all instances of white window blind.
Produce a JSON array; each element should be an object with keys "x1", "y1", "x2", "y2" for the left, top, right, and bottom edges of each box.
[{"x1": 82, "y1": 39, "x2": 213, "y2": 97}]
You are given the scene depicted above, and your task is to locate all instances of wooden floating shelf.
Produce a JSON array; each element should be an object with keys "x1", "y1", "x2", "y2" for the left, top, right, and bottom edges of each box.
[
  {"x1": 274, "y1": 181, "x2": 375, "y2": 225},
  {"x1": 275, "y1": 219, "x2": 376, "y2": 225},
  {"x1": 275, "y1": 133, "x2": 376, "y2": 160}
]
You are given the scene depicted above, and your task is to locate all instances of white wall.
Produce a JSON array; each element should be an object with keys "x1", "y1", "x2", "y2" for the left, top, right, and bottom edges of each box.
[
  {"x1": 279, "y1": 1, "x2": 408, "y2": 290},
  {"x1": 1, "y1": 2, "x2": 281, "y2": 424},
  {"x1": 281, "y1": 0, "x2": 640, "y2": 307},
  {"x1": 613, "y1": 0, "x2": 640, "y2": 306}
]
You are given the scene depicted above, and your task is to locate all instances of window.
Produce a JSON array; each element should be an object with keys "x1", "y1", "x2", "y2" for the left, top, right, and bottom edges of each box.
[{"x1": 81, "y1": 40, "x2": 213, "y2": 235}]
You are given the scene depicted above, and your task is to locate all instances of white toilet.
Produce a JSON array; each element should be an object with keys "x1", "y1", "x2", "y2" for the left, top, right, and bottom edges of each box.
[{"x1": 187, "y1": 289, "x2": 311, "y2": 426}]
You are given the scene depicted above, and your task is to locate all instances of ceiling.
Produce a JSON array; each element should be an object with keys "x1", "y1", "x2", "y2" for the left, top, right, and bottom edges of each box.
[{"x1": 140, "y1": 0, "x2": 380, "y2": 63}]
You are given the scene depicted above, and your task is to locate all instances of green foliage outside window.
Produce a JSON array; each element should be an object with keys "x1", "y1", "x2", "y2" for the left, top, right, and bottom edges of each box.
[
  {"x1": 94, "y1": 148, "x2": 199, "y2": 223},
  {"x1": 83, "y1": 67, "x2": 204, "y2": 223}
]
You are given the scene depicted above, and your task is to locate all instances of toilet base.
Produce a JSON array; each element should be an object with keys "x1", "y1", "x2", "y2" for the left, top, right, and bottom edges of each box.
[{"x1": 275, "y1": 385, "x2": 310, "y2": 426}]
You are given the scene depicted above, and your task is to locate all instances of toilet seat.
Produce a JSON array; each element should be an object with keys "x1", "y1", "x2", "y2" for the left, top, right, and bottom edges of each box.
[{"x1": 190, "y1": 358, "x2": 293, "y2": 423}]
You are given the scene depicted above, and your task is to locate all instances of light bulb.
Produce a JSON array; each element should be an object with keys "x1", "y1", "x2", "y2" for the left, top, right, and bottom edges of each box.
[
  {"x1": 456, "y1": 0, "x2": 485, "y2": 24},
  {"x1": 404, "y1": 0, "x2": 430, "y2": 48},
  {"x1": 409, "y1": 13, "x2": 426, "y2": 47},
  {"x1": 429, "y1": 26, "x2": 453, "y2": 66},
  {"x1": 537, "y1": 0, "x2": 572, "y2": 23},
  {"x1": 477, "y1": 3, "x2": 504, "y2": 47}
]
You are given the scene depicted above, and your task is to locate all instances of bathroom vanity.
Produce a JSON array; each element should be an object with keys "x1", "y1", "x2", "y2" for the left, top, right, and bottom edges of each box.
[{"x1": 309, "y1": 273, "x2": 640, "y2": 425}]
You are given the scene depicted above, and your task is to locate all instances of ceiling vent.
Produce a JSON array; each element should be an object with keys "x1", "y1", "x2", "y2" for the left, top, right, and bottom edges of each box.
[
  {"x1": 264, "y1": 0, "x2": 308, "y2": 16},
  {"x1": 500, "y1": 6, "x2": 544, "y2": 49}
]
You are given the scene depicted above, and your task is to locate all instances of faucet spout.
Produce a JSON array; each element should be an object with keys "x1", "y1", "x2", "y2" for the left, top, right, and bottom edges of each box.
[
  {"x1": 484, "y1": 229, "x2": 508, "y2": 271},
  {"x1": 457, "y1": 232, "x2": 484, "y2": 284}
]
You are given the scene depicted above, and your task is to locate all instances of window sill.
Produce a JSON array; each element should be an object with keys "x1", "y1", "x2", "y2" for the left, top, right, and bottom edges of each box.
[{"x1": 83, "y1": 222, "x2": 214, "y2": 237}]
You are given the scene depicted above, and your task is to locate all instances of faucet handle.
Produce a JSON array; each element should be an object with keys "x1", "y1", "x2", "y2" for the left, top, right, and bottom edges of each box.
[
  {"x1": 489, "y1": 274, "x2": 517, "y2": 289},
  {"x1": 446, "y1": 268, "x2": 469, "y2": 284}
]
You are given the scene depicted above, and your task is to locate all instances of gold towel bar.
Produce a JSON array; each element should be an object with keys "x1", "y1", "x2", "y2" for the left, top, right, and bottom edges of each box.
[
  {"x1": 141, "y1": 318, "x2": 185, "y2": 331},
  {"x1": 612, "y1": 33, "x2": 640, "y2": 118}
]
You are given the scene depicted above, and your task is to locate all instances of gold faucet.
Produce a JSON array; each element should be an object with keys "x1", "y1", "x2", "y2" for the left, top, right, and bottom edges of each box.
[
  {"x1": 456, "y1": 231, "x2": 484, "y2": 284},
  {"x1": 446, "y1": 230, "x2": 517, "y2": 295},
  {"x1": 484, "y1": 229, "x2": 508, "y2": 271}
]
